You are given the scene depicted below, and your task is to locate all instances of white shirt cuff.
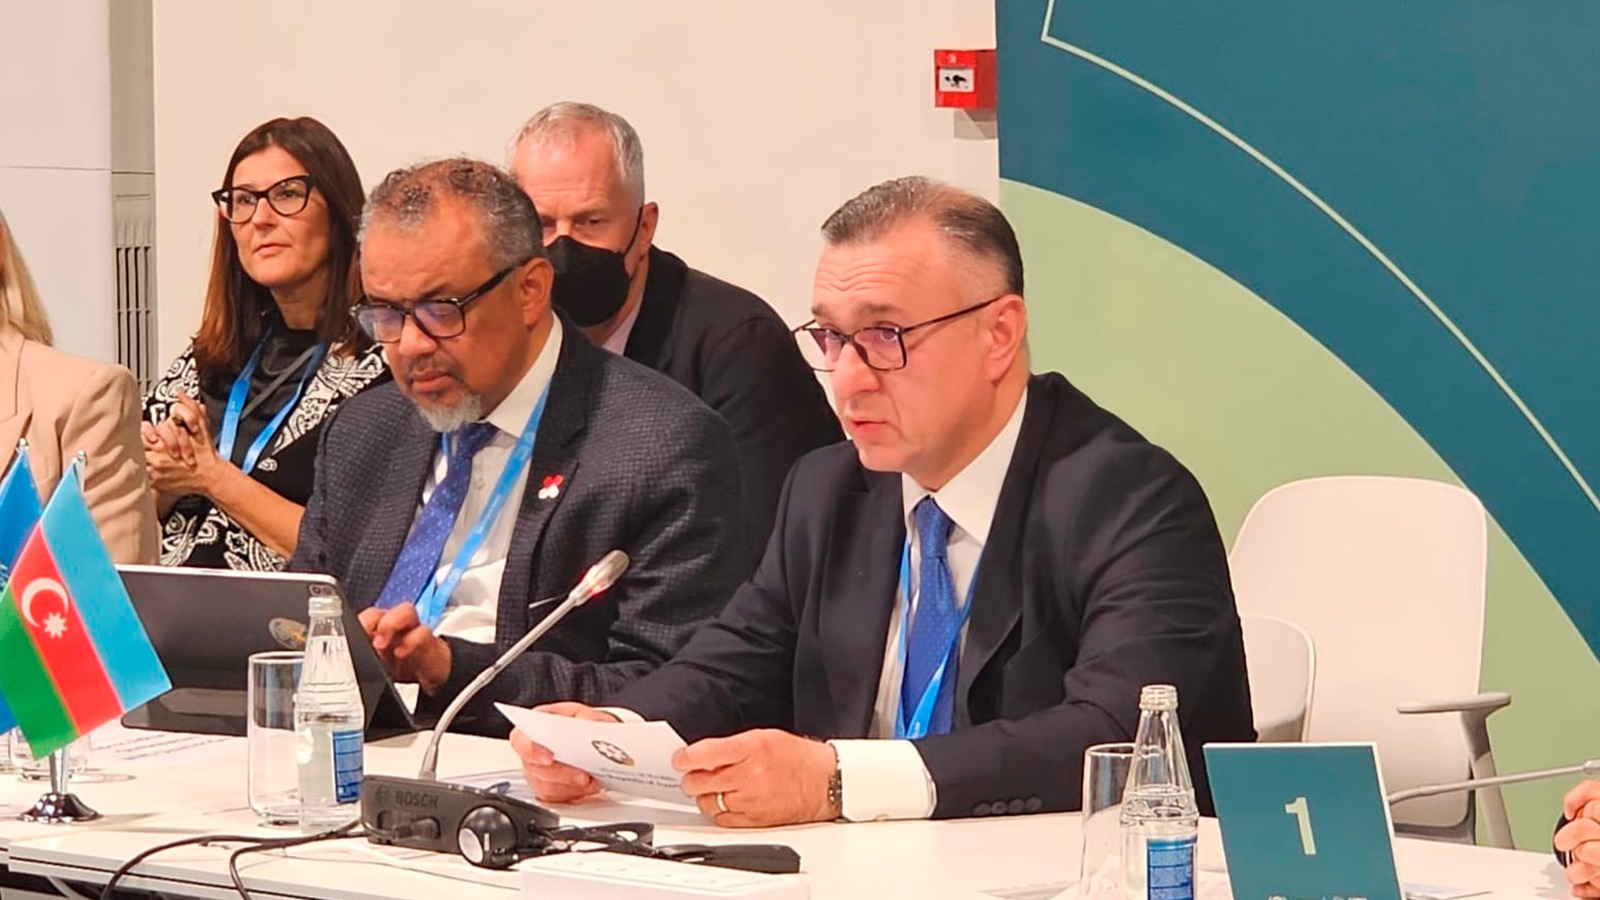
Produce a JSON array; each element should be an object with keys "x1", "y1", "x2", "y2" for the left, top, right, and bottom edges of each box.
[
  {"x1": 828, "y1": 739, "x2": 936, "y2": 821},
  {"x1": 597, "y1": 707, "x2": 645, "y2": 724}
]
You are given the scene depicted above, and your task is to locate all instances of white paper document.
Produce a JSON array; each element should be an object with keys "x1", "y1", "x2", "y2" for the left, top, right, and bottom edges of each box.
[
  {"x1": 521, "y1": 852, "x2": 809, "y2": 899},
  {"x1": 89, "y1": 721, "x2": 240, "y2": 769},
  {"x1": 1403, "y1": 885, "x2": 1490, "y2": 900},
  {"x1": 991, "y1": 869, "x2": 1233, "y2": 900},
  {"x1": 993, "y1": 875, "x2": 1483, "y2": 900},
  {"x1": 497, "y1": 703, "x2": 692, "y2": 805},
  {"x1": 447, "y1": 767, "x2": 539, "y2": 803}
]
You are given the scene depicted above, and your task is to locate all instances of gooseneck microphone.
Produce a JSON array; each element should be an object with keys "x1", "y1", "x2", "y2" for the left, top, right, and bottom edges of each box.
[
  {"x1": 362, "y1": 550, "x2": 630, "y2": 862},
  {"x1": 1386, "y1": 757, "x2": 1600, "y2": 804},
  {"x1": 418, "y1": 549, "x2": 629, "y2": 781}
]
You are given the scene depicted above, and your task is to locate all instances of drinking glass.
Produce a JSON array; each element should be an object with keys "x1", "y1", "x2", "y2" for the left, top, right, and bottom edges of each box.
[
  {"x1": 248, "y1": 650, "x2": 303, "y2": 825},
  {"x1": 1079, "y1": 742, "x2": 1134, "y2": 900},
  {"x1": 9, "y1": 731, "x2": 91, "y2": 781}
]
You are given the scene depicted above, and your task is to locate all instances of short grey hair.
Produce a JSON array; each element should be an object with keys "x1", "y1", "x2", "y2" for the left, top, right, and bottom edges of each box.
[
  {"x1": 361, "y1": 158, "x2": 543, "y2": 269},
  {"x1": 821, "y1": 176, "x2": 1023, "y2": 295},
  {"x1": 507, "y1": 101, "x2": 646, "y2": 205}
]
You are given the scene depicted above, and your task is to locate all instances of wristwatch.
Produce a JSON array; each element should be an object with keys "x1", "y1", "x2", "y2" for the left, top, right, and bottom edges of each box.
[
  {"x1": 826, "y1": 748, "x2": 844, "y2": 819},
  {"x1": 809, "y1": 736, "x2": 844, "y2": 820}
]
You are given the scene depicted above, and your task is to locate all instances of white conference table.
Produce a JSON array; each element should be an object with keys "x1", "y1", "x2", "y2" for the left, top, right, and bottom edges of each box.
[{"x1": 0, "y1": 730, "x2": 1572, "y2": 899}]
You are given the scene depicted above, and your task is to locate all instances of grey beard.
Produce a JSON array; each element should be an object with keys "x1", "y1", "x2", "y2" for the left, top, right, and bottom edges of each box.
[{"x1": 417, "y1": 394, "x2": 486, "y2": 433}]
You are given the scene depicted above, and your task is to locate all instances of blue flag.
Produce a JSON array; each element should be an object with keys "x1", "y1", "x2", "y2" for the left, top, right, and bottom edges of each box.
[
  {"x1": 1, "y1": 444, "x2": 44, "y2": 582},
  {"x1": 0, "y1": 443, "x2": 44, "y2": 734}
]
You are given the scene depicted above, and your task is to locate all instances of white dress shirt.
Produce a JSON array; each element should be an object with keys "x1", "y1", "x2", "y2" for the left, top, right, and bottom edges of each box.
[
  {"x1": 425, "y1": 317, "x2": 564, "y2": 644},
  {"x1": 828, "y1": 387, "x2": 1028, "y2": 821}
]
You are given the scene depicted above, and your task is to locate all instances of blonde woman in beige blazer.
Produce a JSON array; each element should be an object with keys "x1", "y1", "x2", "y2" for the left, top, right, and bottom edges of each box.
[{"x1": 0, "y1": 205, "x2": 157, "y2": 564}]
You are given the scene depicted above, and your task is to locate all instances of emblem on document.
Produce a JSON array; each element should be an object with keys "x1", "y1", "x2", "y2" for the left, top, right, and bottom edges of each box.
[{"x1": 591, "y1": 740, "x2": 635, "y2": 767}]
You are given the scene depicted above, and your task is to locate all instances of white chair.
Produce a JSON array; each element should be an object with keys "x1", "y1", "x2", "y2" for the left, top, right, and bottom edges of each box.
[
  {"x1": 1241, "y1": 615, "x2": 1315, "y2": 743},
  {"x1": 1228, "y1": 476, "x2": 1513, "y2": 847}
]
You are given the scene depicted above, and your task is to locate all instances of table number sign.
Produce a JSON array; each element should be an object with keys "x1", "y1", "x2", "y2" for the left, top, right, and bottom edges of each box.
[{"x1": 1203, "y1": 743, "x2": 1405, "y2": 900}]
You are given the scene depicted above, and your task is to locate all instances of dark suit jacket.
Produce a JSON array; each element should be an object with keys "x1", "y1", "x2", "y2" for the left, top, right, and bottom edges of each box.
[
  {"x1": 291, "y1": 320, "x2": 752, "y2": 734},
  {"x1": 626, "y1": 248, "x2": 842, "y2": 544},
  {"x1": 611, "y1": 372, "x2": 1256, "y2": 818}
]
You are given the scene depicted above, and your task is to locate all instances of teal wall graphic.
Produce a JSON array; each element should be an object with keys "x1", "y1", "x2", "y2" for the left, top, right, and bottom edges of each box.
[{"x1": 997, "y1": 0, "x2": 1600, "y2": 847}]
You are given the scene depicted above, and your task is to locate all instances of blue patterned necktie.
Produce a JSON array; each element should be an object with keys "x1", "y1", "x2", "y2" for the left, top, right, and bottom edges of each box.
[
  {"x1": 374, "y1": 421, "x2": 500, "y2": 612},
  {"x1": 901, "y1": 496, "x2": 960, "y2": 736}
]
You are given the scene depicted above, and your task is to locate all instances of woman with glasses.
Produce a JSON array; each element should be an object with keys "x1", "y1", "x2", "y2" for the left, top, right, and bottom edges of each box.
[
  {"x1": 142, "y1": 117, "x2": 388, "y2": 570},
  {"x1": 1, "y1": 203, "x2": 157, "y2": 564}
]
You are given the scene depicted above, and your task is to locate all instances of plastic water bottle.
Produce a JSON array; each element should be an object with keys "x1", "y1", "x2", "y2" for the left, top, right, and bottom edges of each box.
[
  {"x1": 294, "y1": 593, "x2": 365, "y2": 830},
  {"x1": 1120, "y1": 684, "x2": 1198, "y2": 900}
]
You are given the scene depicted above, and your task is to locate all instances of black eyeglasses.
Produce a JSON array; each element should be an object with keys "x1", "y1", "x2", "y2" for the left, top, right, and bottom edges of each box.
[
  {"x1": 792, "y1": 295, "x2": 1004, "y2": 372},
  {"x1": 350, "y1": 261, "x2": 526, "y2": 343},
  {"x1": 212, "y1": 175, "x2": 315, "y2": 224}
]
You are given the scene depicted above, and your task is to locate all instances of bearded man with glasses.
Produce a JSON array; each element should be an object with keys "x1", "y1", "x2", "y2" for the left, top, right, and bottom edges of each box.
[
  {"x1": 513, "y1": 176, "x2": 1255, "y2": 828},
  {"x1": 289, "y1": 158, "x2": 750, "y2": 734}
]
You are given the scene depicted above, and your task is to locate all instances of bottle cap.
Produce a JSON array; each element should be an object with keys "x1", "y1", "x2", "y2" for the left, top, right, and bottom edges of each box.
[
  {"x1": 308, "y1": 594, "x2": 343, "y2": 618},
  {"x1": 1139, "y1": 684, "x2": 1178, "y2": 711}
]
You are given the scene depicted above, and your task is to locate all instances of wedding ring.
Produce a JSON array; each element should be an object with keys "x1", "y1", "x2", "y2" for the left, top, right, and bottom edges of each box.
[{"x1": 715, "y1": 791, "x2": 729, "y2": 814}]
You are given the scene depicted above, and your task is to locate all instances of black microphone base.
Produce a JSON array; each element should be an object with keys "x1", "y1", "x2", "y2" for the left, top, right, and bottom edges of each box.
[{"x1": 361, "y1": 774, "x2": 559, "y2": 854}]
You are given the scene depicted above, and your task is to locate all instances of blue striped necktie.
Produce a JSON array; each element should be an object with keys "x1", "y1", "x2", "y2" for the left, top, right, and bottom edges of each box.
[{"x1": 374, "y1": 422, "x2": 500, "y2": 612}]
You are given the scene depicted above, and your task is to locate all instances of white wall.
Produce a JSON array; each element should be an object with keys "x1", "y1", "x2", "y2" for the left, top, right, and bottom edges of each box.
[
  {"x1": 0, "y1": 0, "x2": 117, "y2": 362},
  {"x1": 150, "y1": 0, "x2": 998, "y2": 364}
]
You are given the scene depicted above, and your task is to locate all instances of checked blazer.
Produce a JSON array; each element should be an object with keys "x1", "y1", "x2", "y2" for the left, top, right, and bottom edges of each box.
[{"x1": 291, "y1": 319, "x2": 753, "y2": 734}]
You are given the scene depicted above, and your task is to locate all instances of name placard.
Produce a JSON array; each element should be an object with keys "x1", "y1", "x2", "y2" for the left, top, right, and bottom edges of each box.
[{"x1": 1203, "y1": 743, "x2": 1404, "y2": 900}]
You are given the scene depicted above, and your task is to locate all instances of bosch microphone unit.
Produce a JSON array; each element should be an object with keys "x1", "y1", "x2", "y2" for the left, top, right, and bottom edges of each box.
[{"x1": 362, "y1": 775, "x2": 559, "y2": 864}]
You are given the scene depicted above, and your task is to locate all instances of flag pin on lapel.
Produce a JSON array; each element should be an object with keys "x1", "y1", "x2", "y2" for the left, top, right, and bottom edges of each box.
[{"x1": 537, "y1": 474, "x2": 564, "y2": 500}]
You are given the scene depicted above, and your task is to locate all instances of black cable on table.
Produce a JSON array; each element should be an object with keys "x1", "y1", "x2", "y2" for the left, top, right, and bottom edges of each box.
[
  {"x1": 225, "y1": 822, "x2": 361, "y2": 900},
  {"x1": 98, "y1": 822, "x2": 360, "y2": 900}
]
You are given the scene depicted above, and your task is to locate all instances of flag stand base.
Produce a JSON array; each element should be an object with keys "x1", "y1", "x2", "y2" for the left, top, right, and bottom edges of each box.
[
  {"x1": 17, "y1": 747, "x2": 100, "y2": 823},
  {"x1": 20, "y1": 792, "x2": 101, "y2": 824}
]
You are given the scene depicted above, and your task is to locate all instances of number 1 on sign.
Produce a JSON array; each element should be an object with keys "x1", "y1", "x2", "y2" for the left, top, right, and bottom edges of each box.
[{"x1": 1284, "y1": 796, "x2": 1317, "y2": 855}]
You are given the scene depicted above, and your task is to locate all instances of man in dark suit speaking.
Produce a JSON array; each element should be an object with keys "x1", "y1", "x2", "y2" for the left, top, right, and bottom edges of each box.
[
  {"x1": 290, "y1": 159, "x2": 749, "y2": 734},
  {"x1": 512, "y1": 176, "x2": 1255, "y2": 823}
]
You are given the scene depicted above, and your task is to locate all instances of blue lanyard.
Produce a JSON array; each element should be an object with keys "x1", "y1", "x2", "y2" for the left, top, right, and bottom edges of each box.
[
  {"x1": 412, "y1": 383, "x2": 552, "y2": 630},
  {"x1": 893, "y1": 537, "x2": 978, "y2": 740},
  {"x1": 217, "y1": 337, "x2": 327, "y2": 475}
]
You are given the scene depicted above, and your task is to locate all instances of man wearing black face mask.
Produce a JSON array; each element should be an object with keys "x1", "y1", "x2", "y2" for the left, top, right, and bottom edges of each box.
[
  {"x1": 508, "y1": 103, "x2": 843, "y2": 547},
  {"x1": 543, "y1": 209, "x2": 646, "y2": 329}
]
